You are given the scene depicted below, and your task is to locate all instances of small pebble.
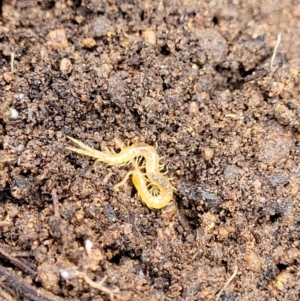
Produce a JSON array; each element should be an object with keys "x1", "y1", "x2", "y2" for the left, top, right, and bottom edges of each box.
[
  {"x1": 84, "y1": 239, "x2": 93, "y2": 255},
  {"x1": 142, "y1": 29, "x2": 156, "y2": 45},
  {"x1": 188, "y1": 101, "x2": 199, "y2": 116},
  {"x1": 4, "y1": 108, "x2": 19, "y2": 119},
  {"x1": 3, "y1": 72, "x2": 13, "y2": 83},
  {"x1": 10, "y1": 108, "x2": 19, "y2": 119},
  {"x1": 202, "y1": 148, "x2": 214, "y2": 160},
  {"x1": 14, "y1": 93, "x2": 25, "y2": 100},
  {"x1": 60, "y1": 58, "x2": 73, "y2": 75},
  {"x1": 91, "y1": 16, "x2": 111, "y2": 37},
  {"x1": 275, "y1": 271, "x2": 294, "y2": 291},
  {"x1": 48, "y1": 29, "x2": 68, "y2": 49},
  {"x1": 14, "y1": 175, "x2": 29, "y2": 190},
  {"x1": 81, "y1": 37, "x2": 96, "y2": 48},
  {"x1": 245, "y1": 251, "x2": 262, "y2": 272},
  {"x1": 15, "y1": 144, "x2": 24, "y2": 152}
]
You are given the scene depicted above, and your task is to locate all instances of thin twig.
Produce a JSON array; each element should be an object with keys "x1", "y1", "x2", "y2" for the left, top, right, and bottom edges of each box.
[
  {"x1": 80, "y1": 273, "x2": 115, "y2": 300},
  {"x1": 0, "y1": 264, "x2": 64, "y2": 301},
  {"x1": 0, "y1": 242, "x2": 36, "y2": 276},
  {"x1": 10, "y1": 51, "x2": 15, "y2": 73},
  {"x1": 0, "y1": 285, "x2": 16, "y2": 301},
  {"x1": 51, "y1": 189, "x2": 60, "y2": 218},
  {"x1": 270, "y1": 33, "x2": 282, "y2": 69},
  {"x1": 216, "y1": 265, "x2": 238, "y2": 301}
]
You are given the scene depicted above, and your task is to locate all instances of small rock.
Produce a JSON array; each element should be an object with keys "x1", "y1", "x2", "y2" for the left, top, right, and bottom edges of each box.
[
  {"x1": 107, "y1": 75, "x2": 128, "y2": 104},
  {"x1": 269, "y1": 174, "x2": 288, "y2": 186},
  {"x1": 142, "y1": 29, "x2": 156, "y2": 45},
  {"x1": 224, "y1": 164, "x2": 242, "y2": 182},
  {"x1": 14, "y1": 175, "x2": 29, "y2": 189},
  {"x1": 201, "y1": 190, "x2": 218, "y2": 201},
  {"x1": 104, "y1": 205, "x2": 117, "y2": 221},
  {"x1": 188, "y1": 101, "x2": 199, "y2": 116},
  {"x1": 91, "y1": 16, "x2": 111, "y2": 37},
  {"x1": 257, "y1": 124, "x2": 294, "y2": 164},
  {"x1": 201, "y1": 190, "x2": 221, "y2": 208},
  {"x1": 245, "y1": 251, "x2": 262, "y2": 272},
  {"x1": 37, "y1": 261, "x2": 60, "y2": 294},
  {"x1": 141, "y1": 97, "x2": 162, "y2": 111},
  {"x1": 195, "y1": 73, "x2": 213, "y2": 93},
  {"x1": 274, "y1": 102, "x2": 298, "y2": 127},
  {"x1": 33, "y1": 245, "x2": 48, "y2": 263},
  {"x1": 15, "y1": 144, "x2": 24, "y2": 152},
  {"x1": 193, "y1": 29, "x2": 227, "y2": 65},
  {"x1": 202, "y1": 148, "x2": 214, "y2": 160},
  {"x1": 4, "y1": 107, "x2": 19, "y2": 119},
  {"x1": 60, "y1": 58, "x2": 72, "y2": 75},
  {"x1": 40, "y1": 46, "x2": 48, "y2": 61},
  {"x1": 275, "y1": 271, "x2": 294, "y2": 291},
  {"x1": 248, "y1": 90, "x2": 263, "y2": 107},
  {"x1": 97, "y1": 63, "x2": 113, "y2": 78},
  {"x1": 3, "y1": 72, "x2": 12, "y2": 83},
  {"x1": 124, "y1": 223, "x2": 133, "y2": 235},
  {"x1": 75, "y1": 211, "x2": 84, "y2": 222},
  {"x1": 0, "y1": 26, "x2": 9, "y2": 34},
  {"x1": 202, "y1": 212, "x2": 217, "y2": 231},
  {"x1": 48, "y1": 29, "x2": 68, "y2": 49},
  {"x1": 81, "y1": 37, "x2": 96, "y2": 49}
]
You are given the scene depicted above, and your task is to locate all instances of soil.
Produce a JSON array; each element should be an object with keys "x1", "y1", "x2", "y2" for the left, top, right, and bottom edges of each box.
[{"x1": 0, "y1": 1, "x2": 300, "y2": 301}]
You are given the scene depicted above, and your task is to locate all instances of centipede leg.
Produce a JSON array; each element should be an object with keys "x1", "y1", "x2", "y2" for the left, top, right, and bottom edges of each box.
[
  {"x1": 113, "y1": 170, "x2": 135, "y2": 191},
  {"x1": 109, "y1": 147, "x2": 116, "y2": 154}
]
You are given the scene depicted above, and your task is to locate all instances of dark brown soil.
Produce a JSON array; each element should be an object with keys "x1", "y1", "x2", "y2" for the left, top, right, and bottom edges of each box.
[{"x1": 0, "y1": 1, "x2": 300, "y2": 300}]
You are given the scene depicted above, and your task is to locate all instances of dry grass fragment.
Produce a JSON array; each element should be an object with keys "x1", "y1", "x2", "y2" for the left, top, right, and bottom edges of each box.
[{"x1": 215, "y1": 265, "x2": 238, "y2": 301}]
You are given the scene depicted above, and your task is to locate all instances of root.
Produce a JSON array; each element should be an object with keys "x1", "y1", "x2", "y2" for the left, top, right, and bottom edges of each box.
[
  {"x1": 270, "y1": 33, "x2": 282, "y2": 69},
  {"x1": 80, "y1": 273, "x2": 114, "y2": 301},
  {"x1": 215, "y1": 265, "x2": 238, "y2": 301},
  {"x1": 60, "y1": 240, "x2": 118, "y2": 301}
]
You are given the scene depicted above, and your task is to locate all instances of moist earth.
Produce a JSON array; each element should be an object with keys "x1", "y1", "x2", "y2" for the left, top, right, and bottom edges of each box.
[{"x1": 0, "y1": 1, "x2": 300, "y2": 301}]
